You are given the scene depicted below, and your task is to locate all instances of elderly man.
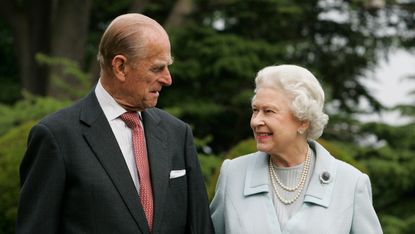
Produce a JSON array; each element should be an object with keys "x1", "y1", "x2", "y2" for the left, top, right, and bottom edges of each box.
[{"x1": 17, "y1": 13, "x2": 214, "y2": 234}]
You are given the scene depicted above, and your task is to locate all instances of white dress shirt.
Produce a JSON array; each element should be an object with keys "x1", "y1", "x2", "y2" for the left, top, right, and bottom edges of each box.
[{"x1": 95, "y1": 80, "x2": 143, "y2": 194}]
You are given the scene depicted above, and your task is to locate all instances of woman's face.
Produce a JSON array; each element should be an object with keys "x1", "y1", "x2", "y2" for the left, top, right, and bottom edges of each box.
[{"x1": 250, "y1": 87, "x2": 304, "y2": 156}]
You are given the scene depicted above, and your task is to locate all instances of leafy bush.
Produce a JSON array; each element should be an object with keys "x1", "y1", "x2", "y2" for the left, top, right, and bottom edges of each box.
[
  {"x1": 35, "y1": 53, "x2": 92, "y2": 100},
  {"x1": 225, "y1": 138, "x2": 257, "y2": 160},
  {"x1": 0, "y1": 121, "x2": 35, "y2": 234},
  {"x1": 381, "y1": 214, "x2": 415, "y2": 234},
  {"x1": 0, "y1": 93, "x2": 70, "y2": 233},
  {"x1": 318, "y1": 139, "x2": 367, "y2": 172},
  {"x1": 0, "y1": 94, "x2": 70, "y2": 136}
]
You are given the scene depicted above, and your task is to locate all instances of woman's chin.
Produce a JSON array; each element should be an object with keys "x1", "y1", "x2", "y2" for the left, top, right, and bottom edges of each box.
[{"x1": 255, "y1": 143, "x2": 270, "y2": 154}]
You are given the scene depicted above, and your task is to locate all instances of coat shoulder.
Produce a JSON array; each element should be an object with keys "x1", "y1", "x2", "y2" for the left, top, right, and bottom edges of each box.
[
  {"x1": 221, "y1": 152, "x2": 266, "y2": 177},
  {"x1": 38, "y1": 96, "x2": 86, "y2": 129},
  {"x1": 334, "y1": 158, "x2": 365, "y2": 180},
  {"x1": 227, "y1": 152, "x2": 264, "y2": 166},
  {"x1": 145, "y1": 107, "x2": 187, "y2": 128}
]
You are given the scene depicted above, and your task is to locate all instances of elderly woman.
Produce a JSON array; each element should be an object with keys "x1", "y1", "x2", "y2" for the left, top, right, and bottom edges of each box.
[{"x1": 210, "y1": 65, "x2": 383, "y2": 234}]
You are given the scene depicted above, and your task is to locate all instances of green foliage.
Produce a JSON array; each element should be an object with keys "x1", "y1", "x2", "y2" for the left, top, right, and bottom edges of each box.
[
  {"x1": 394, "y1": 104, "x2": 415, "y2": 123},
  {"x1": 0, "y1": 94, "x2": 69, "y2": 232},
  {"x1": 198, "y1": 154, "x2": 222, "y2": 195},
  {"x1": 381, "y1": 214, "x2": 415, "y2": 234},
  {"x1": 0, "y1": 0, "x2": 414, "y2": 232},
  {"x1": 0, "y1": 93, "x2": 70, "y2": 136},
  {"x1": 359, "y1": 145, "x2": 415, "y2": 207},
  {"x1": 36, "y1": 53, "x2": 92, "y2": 100},
  {"x1": 163, "y1": 26, "x2": 286, "y2": 151},
  {"x1": 351, "y1": 121, "x2": 415, "y2": 232},
  {"x1": 4, "y1": 53, "x2": 91, "y2": 135},
  {"x1": 360, "y1": 122, "x2": 415, "y2": 150},
  {"x1": 0, "y1": 18, "x2": 20, "y2": 104},
  {"x1": 317, "y1": 139, "x2": 367, "y2": 172},
  {"x1": 0, "y1": 121, "x2": 35, "y2": 234},
  {"x1": 158, "y1": 0, "x2": 411, "y2": 152},
  {"x1": 192, "y1": 0, "x2": 387, "y2": 112},
  {"x1": 225, "y1": 138, "x2": 257, "y2": 160}
]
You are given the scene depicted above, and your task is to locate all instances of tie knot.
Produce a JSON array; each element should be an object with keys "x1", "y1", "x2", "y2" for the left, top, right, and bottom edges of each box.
[{"x1": 120, "y1": 112, "x2": 141, "y2": 129}]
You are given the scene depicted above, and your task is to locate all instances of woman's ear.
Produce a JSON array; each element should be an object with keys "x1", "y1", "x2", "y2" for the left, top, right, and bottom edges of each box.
[
  {"x1": 298, "y1": 120, "x2": 310, "y2": 135},
  {"x1": 111, "y1": 55, "x2": 128, "y2": 81},
  {"x1": 302, "y1": 120, "x2": 310, "y2": 130}
]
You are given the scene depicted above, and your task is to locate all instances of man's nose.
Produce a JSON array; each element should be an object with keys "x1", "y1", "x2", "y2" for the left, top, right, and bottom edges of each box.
[{"x1": 160, "y1": 68, "x2": 172, "y2": 86}]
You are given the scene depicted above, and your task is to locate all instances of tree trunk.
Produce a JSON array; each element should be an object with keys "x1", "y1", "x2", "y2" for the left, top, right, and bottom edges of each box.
[
  {"x1": 128, "y1": 0, "x2": 149, "y2": 13},
  {"x1": 48, "y1": 0, "x2": 93, "y2": 98},
  {"x1": 0, "y1": 1, "x2": 52, "y2": 96},
  {"x1": 164, "y1": 0, "x2": 194, "y2": 29}
]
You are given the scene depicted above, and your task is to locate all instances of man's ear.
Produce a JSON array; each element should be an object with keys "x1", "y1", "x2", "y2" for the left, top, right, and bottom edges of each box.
[{"x1": 111, "y1": 55, "x2": 128, "y2": 81}]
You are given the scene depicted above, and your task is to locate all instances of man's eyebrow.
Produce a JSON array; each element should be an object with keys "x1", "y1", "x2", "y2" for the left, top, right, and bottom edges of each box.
[{"x1": 169, "y1": 56, "x2": 174, "y2": 65}]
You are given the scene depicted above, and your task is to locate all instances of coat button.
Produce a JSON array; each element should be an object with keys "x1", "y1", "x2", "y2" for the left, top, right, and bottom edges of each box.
[{"x1": 320, "y1": 171, "x2": 331, "y2": 184}]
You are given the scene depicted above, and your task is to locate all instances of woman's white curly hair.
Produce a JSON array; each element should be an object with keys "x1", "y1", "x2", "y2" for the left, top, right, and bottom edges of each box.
[{"x1": 254, "y1": 64, "x2": 329, "y2": 140}]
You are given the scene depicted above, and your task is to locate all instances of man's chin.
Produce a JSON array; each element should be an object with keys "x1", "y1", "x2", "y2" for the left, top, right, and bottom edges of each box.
[{"x1": 144, "y1": 101, "x2": 158, "y2": 109}]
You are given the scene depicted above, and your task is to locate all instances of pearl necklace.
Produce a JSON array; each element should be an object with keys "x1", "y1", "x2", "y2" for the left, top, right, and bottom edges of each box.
[{"x1": 268, "y1": 147, "x2": 311, "y2": 205}]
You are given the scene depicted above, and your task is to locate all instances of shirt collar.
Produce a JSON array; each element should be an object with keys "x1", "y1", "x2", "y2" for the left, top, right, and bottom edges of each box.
[{"x1": 95, "y1": 79, "x2": 141, "y2": 121}]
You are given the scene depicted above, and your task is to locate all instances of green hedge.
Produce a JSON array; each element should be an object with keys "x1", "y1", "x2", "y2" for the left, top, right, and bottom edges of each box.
[{"x1": 0, "y1": 121, "x2": 35, "y2": 233}]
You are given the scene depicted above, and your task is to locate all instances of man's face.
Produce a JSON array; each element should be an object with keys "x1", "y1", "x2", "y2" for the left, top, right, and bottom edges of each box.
[{"x1": 120, "y1": 37, "x2": 173, "y2": 111}]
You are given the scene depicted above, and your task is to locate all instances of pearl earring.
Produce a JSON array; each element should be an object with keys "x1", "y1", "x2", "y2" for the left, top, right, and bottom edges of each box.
[{"x1": 298, "y1": 129, "x2": 304, "y2": 135}]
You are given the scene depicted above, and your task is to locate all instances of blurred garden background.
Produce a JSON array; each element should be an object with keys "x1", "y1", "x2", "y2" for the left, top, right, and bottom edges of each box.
[{"x1": 1, "y1": 0, "x2": 415, "y2": 233}]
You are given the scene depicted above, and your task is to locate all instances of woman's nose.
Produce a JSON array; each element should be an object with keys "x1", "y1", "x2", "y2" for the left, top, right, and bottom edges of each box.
[{"x1": 251, "y1": 113, "x2": 264, "y2": 127}]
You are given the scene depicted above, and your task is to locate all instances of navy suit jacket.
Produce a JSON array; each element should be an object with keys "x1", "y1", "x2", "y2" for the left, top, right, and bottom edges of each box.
[{"x1": 17, "y1": 90, "x2": 214, "y2": 234}]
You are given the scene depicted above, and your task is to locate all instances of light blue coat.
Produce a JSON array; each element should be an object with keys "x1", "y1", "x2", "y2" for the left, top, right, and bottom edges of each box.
[{"x1": 210, "y1": 141, "x2": 383, "y2": 234}]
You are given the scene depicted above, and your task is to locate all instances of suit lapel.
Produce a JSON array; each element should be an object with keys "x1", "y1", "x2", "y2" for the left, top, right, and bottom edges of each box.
[
  {"x1": 244, "y1": 152, "x2": 270, "y2": 196},
  {"x1": 142, "y1": 109, "x2": 169, "y2": 233},
  {"x1": 284, "y1": 141, "x2": 338, "y2": 233},
  {"x1": 242, "y1": 143, "x2": 338, "y2": 234},
  {"x1": 244, "y1": 152, "x2": 282, "y2": 233},
  {"x1": 79, "y1": 91, "x2": 150, "y2": 234},
  {"x1": 303, "y1": 140, "x2": 337, "y2": 208}
]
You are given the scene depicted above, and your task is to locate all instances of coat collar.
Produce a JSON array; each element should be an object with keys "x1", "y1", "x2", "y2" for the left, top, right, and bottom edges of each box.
[
  {"x1": 243, "y1": 140, "x2": 337, "y2": 208},
  {"x1": 243, "y1": 151, "x2": 269, "y2": 196},
  {"x1": 80, "y1": 91, "x2": 150, "y2": 234},
  {"x1": 80, "y1": 91, "x2": 171, "y2": 233},
  {"x1": 304, "y1": 141, "x2": 337, "y2": 208},
  {"x1": 141, "y1": 108, "x2": 169, "y2": 233}
]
